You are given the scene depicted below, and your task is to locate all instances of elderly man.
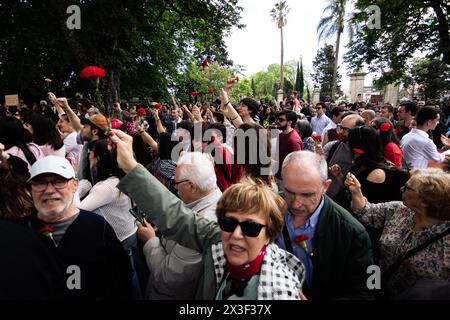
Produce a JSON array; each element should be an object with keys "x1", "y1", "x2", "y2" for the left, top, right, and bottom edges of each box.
[
  {"x1": 276, "y1": 151, "x2": 373, "y2": 300},
  {"x1": 138, "y1": 151, "x2": 222, "y2": 299},
  {"x1": 27, "y1": 156, "x2": 131, "y2": 299}
]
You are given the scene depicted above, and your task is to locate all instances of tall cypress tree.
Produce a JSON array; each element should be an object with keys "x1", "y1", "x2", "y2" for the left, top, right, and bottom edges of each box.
[
  {"x1": 251, "y1": 77, "x2": 256, "y2": 97},
  {"x1": 299, "y1": 58, "x2": 304, "y2": 98}
]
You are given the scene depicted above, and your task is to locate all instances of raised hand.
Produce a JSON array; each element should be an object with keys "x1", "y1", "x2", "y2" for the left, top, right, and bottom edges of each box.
[
  {"x1": 108, "y1": 129, "x2": 138, "y2": 173},
  {"x1": 344, "y1": 172, "x2": 362, "y2": 194}
]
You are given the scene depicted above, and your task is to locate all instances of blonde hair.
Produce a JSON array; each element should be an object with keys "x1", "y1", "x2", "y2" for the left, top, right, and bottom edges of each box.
[
  {"x1": 216, "y1": 177, "x2": 286, "y2": 242},
  {"x1": 411, "y1": 169, "x2": 450, "y2": 220}
]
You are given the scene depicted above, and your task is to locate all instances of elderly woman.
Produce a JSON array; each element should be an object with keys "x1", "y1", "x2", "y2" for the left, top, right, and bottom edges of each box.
[
  {"x1": 109, "y1": 129, "x2": 305, "y2": 300},
  {"x1": 345, "y1": 169, "x2": 450, "y2": 299}
]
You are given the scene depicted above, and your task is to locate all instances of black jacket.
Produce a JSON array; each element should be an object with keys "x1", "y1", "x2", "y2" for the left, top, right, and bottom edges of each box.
[{"x1": 28, "y1": 210, "x2": 132, "y2": 300}]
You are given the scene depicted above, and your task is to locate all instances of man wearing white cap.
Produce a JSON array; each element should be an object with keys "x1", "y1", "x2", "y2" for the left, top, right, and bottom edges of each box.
[{"x1": 27, "y1": 155, "x2": 132, "y2": 299}]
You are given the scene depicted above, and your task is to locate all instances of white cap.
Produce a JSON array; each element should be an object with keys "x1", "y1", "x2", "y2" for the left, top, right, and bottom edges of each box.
[{"x1": 28, "y1": 156, "x2": 75, "y2": 182}]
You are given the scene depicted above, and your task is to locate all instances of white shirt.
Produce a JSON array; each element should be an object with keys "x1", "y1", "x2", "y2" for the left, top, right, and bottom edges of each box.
[
  {"x1": 400, "y1": 128, "x2": 445, "y2": 170},
  {"x1": 310, "y1": 114, "x2": 331, "y2": 136},
  {"x1": 64, "y1": 132, "x2": 82, "y2": 168}
]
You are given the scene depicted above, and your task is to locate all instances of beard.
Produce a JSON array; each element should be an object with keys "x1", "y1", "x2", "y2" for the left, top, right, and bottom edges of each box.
[
  {"x1": 37, "y1": 193, "x2": 74, "y2": 221},
  {"x1": 278, "y1": 124, "x2": 288, "y2": 131}
]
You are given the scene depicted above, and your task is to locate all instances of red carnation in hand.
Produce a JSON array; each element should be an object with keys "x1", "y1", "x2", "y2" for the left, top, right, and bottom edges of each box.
[
  {"x1": 138, "y1": 107, "x2": 146, "y2": 116},
  {"x1": 312, "y1": 135, "x2": 322, "y2": 142},
  {"x1": 80, "y1": 66, "x2": 106, "y2": 79},
  {"x1": 155, "y1": 103, "x2": 162, "y2": 110},
  {"x1": 379, "y1": 123, "x2": 391, "y2": 132}
]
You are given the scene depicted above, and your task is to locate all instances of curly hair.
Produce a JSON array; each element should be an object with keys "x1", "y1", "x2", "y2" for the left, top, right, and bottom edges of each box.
[
  {"x1": 0, "y1": 156, "x2": 33, "y2": 221},
  {"x1": 215, "y1": 177, "x2": 286, "y2": 242},
  {"x1": 410, "y1": 169, "x2": 450, "y2": 220}
]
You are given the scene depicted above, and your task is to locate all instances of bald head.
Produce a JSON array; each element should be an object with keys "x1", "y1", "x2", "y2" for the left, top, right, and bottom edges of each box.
[
  {"x1": 282, "y1": 151, "x2": 328, "y2": 182},
  {"x1": 282, "y1": 151, "x2": 332, "y2": 217},
  {"x1": 361, "y1": 110, "x2": 376, "y2": 126}
]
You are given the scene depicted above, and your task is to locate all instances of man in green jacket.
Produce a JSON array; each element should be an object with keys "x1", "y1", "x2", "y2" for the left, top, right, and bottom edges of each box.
[{"x1": 276, "y1": 151, "x2": 374, "y2": 299}]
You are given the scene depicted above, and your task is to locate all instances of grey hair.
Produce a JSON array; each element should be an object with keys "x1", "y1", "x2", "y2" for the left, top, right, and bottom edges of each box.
[
  {"x1": 282, "y1": 151, "x2": 328, "y2": 182},
  {"x1": 177, "y1": 151, "x2": 217, "y2": 192}
]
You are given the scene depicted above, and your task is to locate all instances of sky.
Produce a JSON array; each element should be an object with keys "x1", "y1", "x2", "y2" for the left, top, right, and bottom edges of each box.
[{"x1": 224, "y1": 0, "x2": 374, "y2": 94}]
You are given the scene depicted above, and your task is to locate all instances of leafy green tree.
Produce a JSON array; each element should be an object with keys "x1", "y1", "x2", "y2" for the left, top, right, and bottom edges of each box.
[
  {"x1": 410, "y1": 57, "x2": 450, "y2": 100},
  {"x1": 270, "y1": 1, "x2": 291, "y2": 94},
  {"x1": 0, "y1": 0, "x2": 244, "y2": 108},
  {"x1": 312, "y1": 44, "x2": 341, "y2": 100},
  {"x1": 317, "y1": 0, "x2": 348, "y2": 99},
  {"x1": 346, "y1": 0, "x2": 450, "y2": 85}
]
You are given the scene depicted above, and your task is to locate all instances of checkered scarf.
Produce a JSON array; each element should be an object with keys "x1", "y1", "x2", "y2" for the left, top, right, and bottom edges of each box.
[{"x1": 211, "y1": 242, "x2": 305, "y2": 300}]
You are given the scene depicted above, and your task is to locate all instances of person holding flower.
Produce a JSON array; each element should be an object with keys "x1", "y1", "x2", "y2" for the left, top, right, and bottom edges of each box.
[{"x1": 109, "y1": 129, "x2": 306, "y2": 300}]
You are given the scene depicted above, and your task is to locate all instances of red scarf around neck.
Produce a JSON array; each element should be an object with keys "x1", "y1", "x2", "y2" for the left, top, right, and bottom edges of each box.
[{"x1": 226, "y1": 244, "x2": 267, "y2": 281}]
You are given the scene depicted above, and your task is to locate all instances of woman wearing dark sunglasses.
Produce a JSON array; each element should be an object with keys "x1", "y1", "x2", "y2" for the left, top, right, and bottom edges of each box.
[{"x1": 110, "y1": 129, "x2": 306, "y2": 300}]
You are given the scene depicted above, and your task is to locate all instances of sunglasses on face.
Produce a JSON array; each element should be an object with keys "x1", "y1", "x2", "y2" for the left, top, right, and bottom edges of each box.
[{"x1": 218, "y1": 216, "x2": 266, "y2": 237}]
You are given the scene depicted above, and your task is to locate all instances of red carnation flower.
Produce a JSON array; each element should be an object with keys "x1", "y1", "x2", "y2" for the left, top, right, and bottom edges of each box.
[
  {"x1": 379, "y1": 123, "x2": 391, "y2": 132},
  {"x1": 312, "y1": 135, "x2": 322, "y2": 142},
  {"x1": 137, "y1": 107, "x2": 146, "y2": 116},
  {"x1": 294, "y1": 235, "x2": 308, "y2": 245},
  {"x1": 191, "y1": 91, "x2": 200, "y2": 96},
  {"x1": 37, "y1": 225, "x2": 56, "y2": 234},
  {"x1": 155, "y1": 103, "x2": 162, "y2": 109},
  {"x1": 352, "y1": 148, "x2": 365, "y2": 155},
  {"x1": 201, "y1": 58, "x2": 209, "y2": 67},
  {"x1": 207, "y1": 87, "x2": 214, "y2": 93}
]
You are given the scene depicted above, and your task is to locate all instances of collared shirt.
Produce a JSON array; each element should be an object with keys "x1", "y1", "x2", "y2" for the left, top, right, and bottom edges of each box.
[
  {"x1": 310, "y1": 114, "x2": 331, "y2": 136},
  {"x1": 276, "y1": 197, "x2": 324, "y2": 287},
  {"x1": 400, "y1": 128, "x2": 445, "y2": 170}
]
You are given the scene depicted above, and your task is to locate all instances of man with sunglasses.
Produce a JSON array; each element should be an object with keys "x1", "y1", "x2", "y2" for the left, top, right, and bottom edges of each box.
[
  {"x1": 27, "y1": 155, "x2": 132, "y2": 299},
  {"x1": 310, "y1": 103, "x2": 332, "y2": 136},
  {"x1": 278, "y1": 151, "x2": 373, "y2": 300}
]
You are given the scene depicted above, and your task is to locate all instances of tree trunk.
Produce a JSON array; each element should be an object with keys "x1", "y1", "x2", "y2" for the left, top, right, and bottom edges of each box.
[
  {"x1": 332, "y1": 24, "x2": 342, "y2": 99},
  {"x1": 431, "y1": 2, "x2": 450, "y2": 65},
  {"x1": 280, "y1": 26, "x2": 284, "y2": 94}
]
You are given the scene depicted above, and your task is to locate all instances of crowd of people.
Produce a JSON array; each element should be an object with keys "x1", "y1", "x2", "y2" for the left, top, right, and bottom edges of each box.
[{"x1": 1, "y1": 80, "x2": 449, "y2": 300}]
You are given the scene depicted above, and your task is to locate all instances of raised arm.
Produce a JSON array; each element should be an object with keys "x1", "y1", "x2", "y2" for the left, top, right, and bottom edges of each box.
[
  {"x1": 110, "y1": 129, "x2": 221, "y2": 251},
  {"x1": 52, "y1": 95, "x2": 83, "y2": 132},
  {"x1": 219, "y1": 88, "x2": 243, "y2": 128}
]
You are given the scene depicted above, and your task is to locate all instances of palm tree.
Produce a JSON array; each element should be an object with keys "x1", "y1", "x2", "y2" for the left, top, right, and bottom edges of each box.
[
  {"x1": 270, "y1": 1, "x2": 290, "y2": 95},
  {"x1": 317, "y1": 0, "x2": 347, "y2": 99}
]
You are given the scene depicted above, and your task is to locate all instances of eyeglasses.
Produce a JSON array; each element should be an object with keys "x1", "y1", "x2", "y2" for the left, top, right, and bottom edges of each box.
[
  {"x1": 315, "y1": 106, "x2": 322, "y2": 110},
  {"x1": 173, "y1": 179, "x2": 190, "y2": 187},
  {"x1": 31, "y1": 179, "x2": 71, "y2": 192},
  {"x1": 400, "y1": 184, "x2": 416, "y2": 193},
  {"x1": 336, "y1": 124, "x2": 351, "y2": 132},
  {"x1": 218, "y1": 216, "x2": 266, "y2": 237}
]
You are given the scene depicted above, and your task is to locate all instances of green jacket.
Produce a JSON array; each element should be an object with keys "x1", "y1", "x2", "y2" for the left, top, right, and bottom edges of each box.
[
  {"x1": 306, "y1": 196, "x2": 374, "y2": 299},
  {"x1": 118, "y1": 164, "x2": 221, "y2": 299}
]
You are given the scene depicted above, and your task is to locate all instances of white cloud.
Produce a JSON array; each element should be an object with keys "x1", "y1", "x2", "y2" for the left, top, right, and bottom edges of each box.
[{"x1": 225, "y1": 0, "x2": 375, "y2": 94}]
